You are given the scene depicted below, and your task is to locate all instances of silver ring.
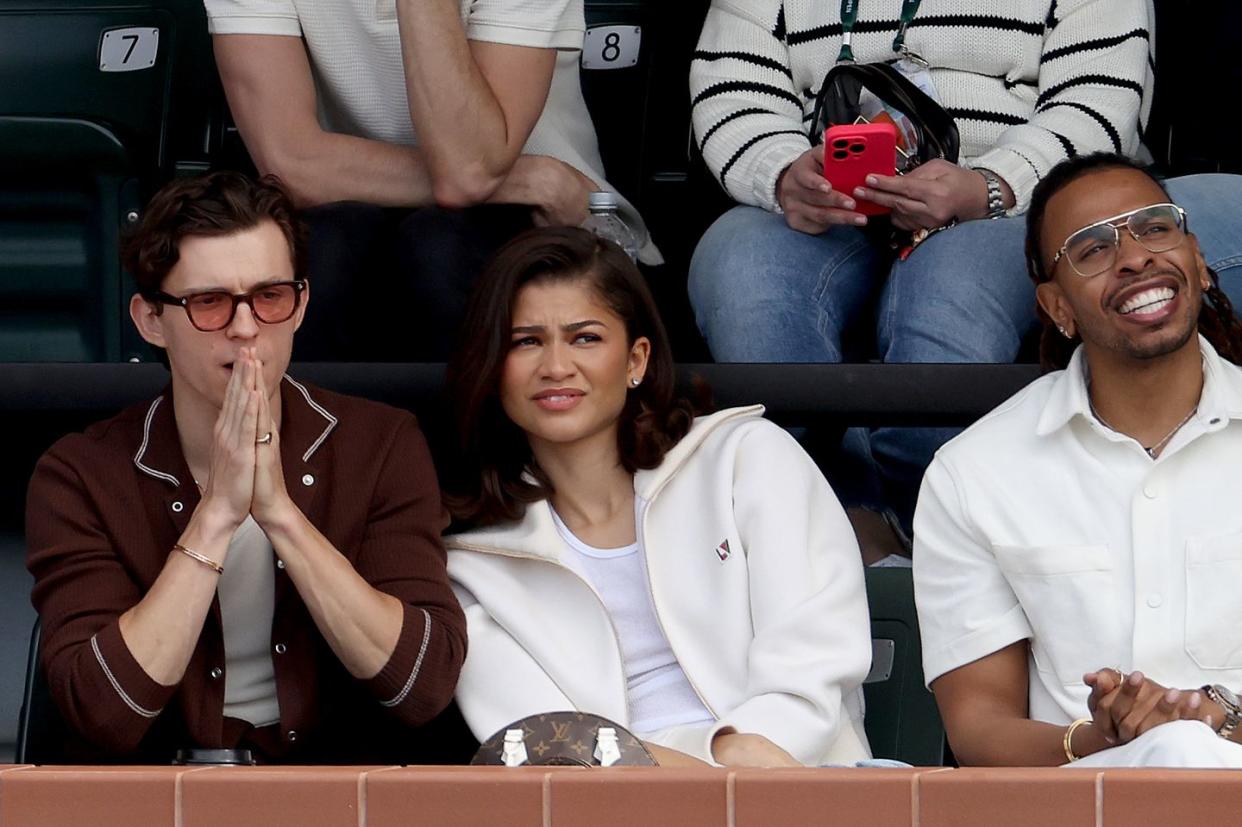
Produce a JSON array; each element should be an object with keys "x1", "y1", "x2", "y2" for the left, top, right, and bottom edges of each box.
[{"x1": 256, "y1": 431, "x2": 273, "y2": 445}]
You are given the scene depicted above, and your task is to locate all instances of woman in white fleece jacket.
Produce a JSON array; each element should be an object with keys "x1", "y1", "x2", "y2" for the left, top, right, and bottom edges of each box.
[{"x1": 442, "y1": 227, "x2": 872, "y2": 766}]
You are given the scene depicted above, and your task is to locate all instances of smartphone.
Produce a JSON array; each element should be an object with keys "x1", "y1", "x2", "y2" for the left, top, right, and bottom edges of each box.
[{"x1": 822, "y1": 122, "x2": 898, "y2": 216}]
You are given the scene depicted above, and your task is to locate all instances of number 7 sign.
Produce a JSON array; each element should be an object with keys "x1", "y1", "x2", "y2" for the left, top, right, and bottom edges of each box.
[{"x1": 99, "y1": 27, "x2": 160, "y2": 73}]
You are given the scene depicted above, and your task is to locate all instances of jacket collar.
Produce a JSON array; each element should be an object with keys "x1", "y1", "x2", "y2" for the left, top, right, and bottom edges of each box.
[
  {"x1": 446, "y1": 405, "x2": 766, "y2": 560},
  {"x1": 1035, "y1": 334, "x2": 1242, "y2": 437},
  {"x1": 132, "y1": 374, "x2": 339, "y2": 489}
]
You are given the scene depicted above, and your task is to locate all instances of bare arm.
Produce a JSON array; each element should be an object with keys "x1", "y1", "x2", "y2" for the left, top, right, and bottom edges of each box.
[
  {"x1": 213, "y1": 34, "x2": 437, "y2": 208},
  {"x1": 396, "y1": 0, "x2": 557, "y2": 206},
  {"x1": 933, "y1": 641, "x2": 1114, "y2": 766}
]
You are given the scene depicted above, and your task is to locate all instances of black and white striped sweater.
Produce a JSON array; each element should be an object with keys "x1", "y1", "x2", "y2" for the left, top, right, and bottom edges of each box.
[{"x1": 690, "y1": 0, "x2": 1152, "y2": 214}]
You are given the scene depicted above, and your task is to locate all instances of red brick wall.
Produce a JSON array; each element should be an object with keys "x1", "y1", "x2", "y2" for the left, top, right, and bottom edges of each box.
[{"x1": 3, "y1": 764, "x2": 1241, "y2": 826}]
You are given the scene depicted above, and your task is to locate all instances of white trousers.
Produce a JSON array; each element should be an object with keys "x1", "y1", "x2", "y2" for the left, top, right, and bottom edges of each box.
[{"x1": 1067, "y1": 720, "x2": 1242, "y2": 768}]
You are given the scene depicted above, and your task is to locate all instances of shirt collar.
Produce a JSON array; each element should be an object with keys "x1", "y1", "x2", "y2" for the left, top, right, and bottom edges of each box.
[
  {"x1": 1035, "y1": 334, "x2": 1242, "y2": 438},
  {"x1": 132, "y1": 374, "x2": 339, "y2": 487}
]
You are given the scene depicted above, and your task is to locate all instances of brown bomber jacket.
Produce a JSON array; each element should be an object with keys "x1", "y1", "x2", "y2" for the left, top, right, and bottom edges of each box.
[{"x1": 25, "y1": 375, "x2": 467, "y2": 763}]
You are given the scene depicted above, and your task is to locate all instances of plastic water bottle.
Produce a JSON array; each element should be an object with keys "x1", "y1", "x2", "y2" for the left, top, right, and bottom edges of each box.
[{"x1": 582, "y1": 191, "x2": 640, "y2": 261}]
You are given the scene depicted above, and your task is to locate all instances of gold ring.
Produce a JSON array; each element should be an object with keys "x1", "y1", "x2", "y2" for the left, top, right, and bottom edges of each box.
[{"x1": 256, "y1": 432, "x2": 273, "y2": 445}]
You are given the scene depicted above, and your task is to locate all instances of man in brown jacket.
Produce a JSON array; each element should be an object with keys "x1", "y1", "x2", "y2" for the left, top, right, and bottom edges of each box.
[{"x1": 25, "y1": 171, "x2": 466, "y2": 763}]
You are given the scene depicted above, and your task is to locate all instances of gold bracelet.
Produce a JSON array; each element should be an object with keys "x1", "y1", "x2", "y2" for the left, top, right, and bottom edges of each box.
[
  {"x1": 174, "y1": 543, "x2": 223, "y2": 575},
  {"x1": 1063, "y1": 717, "x2": 1091, "y2": 763}
]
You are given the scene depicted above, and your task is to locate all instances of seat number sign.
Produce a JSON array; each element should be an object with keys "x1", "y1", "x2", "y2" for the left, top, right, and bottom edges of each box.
[
  {"x1": 99, "y1": 28, "x2": 159, "y2": 73},
  {"x1": 581, "y1": 26, "x2": 641, "y2": 70}
]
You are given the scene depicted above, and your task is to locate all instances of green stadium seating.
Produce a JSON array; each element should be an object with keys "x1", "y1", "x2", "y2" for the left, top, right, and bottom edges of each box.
[
  {"x1": 863, "y1": 567, "x2": 945, "y2": 766},
  {"x1": 0, "y1": 0, "x2": 221, "y2": 361}
]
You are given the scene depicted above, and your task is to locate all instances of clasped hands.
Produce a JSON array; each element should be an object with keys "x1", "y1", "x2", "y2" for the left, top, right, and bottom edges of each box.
[
  {"x1": 777, "y1": 146, "x2": 991, "y2": 235},
  {"x1": 199, "y1": 347, "x2": 295, "y2": 532},
  {"x1": 1081, "y1": 667, "x2": 1223, "y2": 749}
]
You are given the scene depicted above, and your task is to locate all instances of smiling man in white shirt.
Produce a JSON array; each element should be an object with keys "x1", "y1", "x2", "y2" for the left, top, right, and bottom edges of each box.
[{"x1": 913, "y1": 153, "x2": 1242, "y2": 768}]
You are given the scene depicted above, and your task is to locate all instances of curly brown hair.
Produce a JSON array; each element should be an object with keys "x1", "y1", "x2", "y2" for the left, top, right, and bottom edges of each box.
[
  {"x1": 123, "y1": 171, "x2": 305, "y2": 299},
  {"x1": 445, "y1": 227, "x2": 699, "y2": 526}
]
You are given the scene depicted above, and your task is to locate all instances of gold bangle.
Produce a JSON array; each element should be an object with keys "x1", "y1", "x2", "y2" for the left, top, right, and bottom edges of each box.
[
  {"x1": 1063, "y1": 717, "x2": 1091, "y2": 762},
  {"x1": 174, "y1": 543, "x2": 223, "y2": 575}
]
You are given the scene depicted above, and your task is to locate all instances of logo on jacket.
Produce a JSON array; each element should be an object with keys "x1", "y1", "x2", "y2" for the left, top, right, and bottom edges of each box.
[{"x1": 715, "y1": 539, "x2": 731, "y2": 562}]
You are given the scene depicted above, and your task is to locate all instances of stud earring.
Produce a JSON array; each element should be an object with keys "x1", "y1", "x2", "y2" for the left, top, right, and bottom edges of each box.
[
  {"x1": 630, "y1": 377, "x2": 641, "y2": 387},
  {"x1": 1057, "y1": 325, "x2": 1072, "y2": 338}
]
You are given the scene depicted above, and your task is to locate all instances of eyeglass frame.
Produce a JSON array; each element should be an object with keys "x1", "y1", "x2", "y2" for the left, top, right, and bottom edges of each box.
[
  {"x1": 148, "y1": 279, "x2": 308, "y2": 332},
  {"x1": 1050, "y1": 202, "x2": 1188, "y2": 278}
]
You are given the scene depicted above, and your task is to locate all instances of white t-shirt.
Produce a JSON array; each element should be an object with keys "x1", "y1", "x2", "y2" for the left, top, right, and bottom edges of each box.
[
  {"x1": 551, "y1": 499, "x2": 713, "y2": 736},
  {"x1": 914, "y1": 336, "x2": 1242, "y2": 726},
  {"x1": 217, "y1": 516, "x2": 280, "y2": 727},
  {"x1": 203, "y1": 0, "x2": 658, "y2": 263}
]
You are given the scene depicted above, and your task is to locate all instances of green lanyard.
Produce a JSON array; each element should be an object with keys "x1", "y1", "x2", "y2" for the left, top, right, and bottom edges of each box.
[{"x1": 837, "y1": 0, "x2": 922, "y2": 63}]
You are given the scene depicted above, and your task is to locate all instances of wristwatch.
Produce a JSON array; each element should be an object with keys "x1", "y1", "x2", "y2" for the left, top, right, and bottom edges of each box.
[
  {"x1": 1203, "y1": 684, "x2": 1242, "y2": 739},
  {"x1": 976, "y1": 168, "x2": 1007, "y2": 219}
]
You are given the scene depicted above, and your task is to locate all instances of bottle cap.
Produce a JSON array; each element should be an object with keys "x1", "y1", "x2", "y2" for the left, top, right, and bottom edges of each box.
[{"x1": 588, "y1": 191, "x2": 620, "y2": 210}]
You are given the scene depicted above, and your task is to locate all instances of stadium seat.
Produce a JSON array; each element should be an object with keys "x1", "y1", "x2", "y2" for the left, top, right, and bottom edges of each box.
[
  {"x1": 862, "y1": 567, "x2": 945, "y2": 766},
  {"x1": 15, "y1": 618, "x2": 65, "y2": 764},
  {"x1": 0, "y1": 0, "x2": 221, "y2": 361}
]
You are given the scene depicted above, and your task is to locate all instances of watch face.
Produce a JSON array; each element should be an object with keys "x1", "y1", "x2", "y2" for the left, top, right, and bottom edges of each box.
[{"x1": 1217, "y1": 684, "x2": 1240, "y2": 709}]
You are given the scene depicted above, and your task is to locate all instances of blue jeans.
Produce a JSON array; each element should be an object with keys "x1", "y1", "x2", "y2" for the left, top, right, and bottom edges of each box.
[{"x1": 689, "y1": 174, "x2": 1242, "y2": 524}]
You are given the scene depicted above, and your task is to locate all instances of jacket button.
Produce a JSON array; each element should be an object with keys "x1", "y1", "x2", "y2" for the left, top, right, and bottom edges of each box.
[
  {"x1": 301, "y1": 474, "x2": 314, "y2": 486},
  {"x1": 209, "y1": 667, "x2": 223, "y2": 679},
  {"x1": 171, "y1": 501, "x2": 184, "y2": 513},
  {"x1": 287, "y1": 730, "x2": 298, "y2": 742},
  {"x1": 274, "y1": 643, "x2": 287, "y2": 654}
]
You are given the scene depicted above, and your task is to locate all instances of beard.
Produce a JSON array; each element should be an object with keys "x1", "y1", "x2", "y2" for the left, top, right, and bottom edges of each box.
[{"x1": 1079, "y1": 293, "x2": 1200, "y2": 362}]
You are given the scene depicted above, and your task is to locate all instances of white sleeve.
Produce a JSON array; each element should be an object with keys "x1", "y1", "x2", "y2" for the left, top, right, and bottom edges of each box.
[
  {"x1": 969, "y1": 0, "x2": 1150, "y2": 212},
  {"x1": 451, "y1": 584, "x2": 575, "y2": 742},
  {"x1": 464, "y1": 0, "x2": 584, "y2": 50},
  {"x1": 690, "y1": 0, "x2": 810, "y2": 212},
  {"x1": 204, "y1": 0, "x2": 301, "y2": 36},
  {"x1": 666, "y1": 422, "x2": 871, "y2": 765},
  {"x1": 913, "y1": 457, "x2": 1033, "y2": 686}
]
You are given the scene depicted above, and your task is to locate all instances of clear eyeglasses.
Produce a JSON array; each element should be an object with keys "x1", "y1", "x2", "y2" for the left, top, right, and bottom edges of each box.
[{"x1": 1052, "y1": 203, "x2": 1187, "y2": 278}]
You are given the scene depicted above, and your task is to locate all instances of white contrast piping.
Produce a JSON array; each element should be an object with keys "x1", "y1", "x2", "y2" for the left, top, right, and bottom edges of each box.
[
  {"x1": 283, "y1": 375, "x2": 338, "y2": 462},
  {"x1": 91, "y1": 634, "x2": 161, "y2": 718},
  {"x1": 380, "y1": 608, "x2": 431, "y2": 708},
  {"x1": 132, "y1": 398, "x2": 180, "y2": 487}
]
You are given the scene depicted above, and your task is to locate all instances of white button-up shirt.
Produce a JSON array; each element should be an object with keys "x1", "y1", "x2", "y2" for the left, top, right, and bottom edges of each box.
[{"x1": 914, "y1": 336, "x2": 1242, "y2": 725}]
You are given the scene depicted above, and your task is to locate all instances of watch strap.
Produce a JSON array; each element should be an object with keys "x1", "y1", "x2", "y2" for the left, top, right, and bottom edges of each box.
[
  {"x1": 976, "y1": 167, "x2": 1006, "y2": 219},
  {"x1": 1203, "y1": 684, "x2": 1241, "y2": 739}
]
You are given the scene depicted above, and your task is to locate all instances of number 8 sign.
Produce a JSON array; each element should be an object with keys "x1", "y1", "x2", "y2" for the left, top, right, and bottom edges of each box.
[{"x1": 581, "y1": 26, "x2": 641, "y2": 70}]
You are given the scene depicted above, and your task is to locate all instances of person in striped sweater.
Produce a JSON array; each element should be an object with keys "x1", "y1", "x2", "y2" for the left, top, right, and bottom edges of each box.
[{"x1": 688, "y1": 0, "x2": 1242, "y2": 538}]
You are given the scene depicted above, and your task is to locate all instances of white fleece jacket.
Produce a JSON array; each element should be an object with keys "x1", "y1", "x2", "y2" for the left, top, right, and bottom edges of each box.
[{"x1": 446, "y1": 405, "x2": 873, "y2": 765}]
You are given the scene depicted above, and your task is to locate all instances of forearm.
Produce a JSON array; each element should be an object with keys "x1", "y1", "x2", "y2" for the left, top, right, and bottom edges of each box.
[
  {"x1": 253, "y1": 130, "x2": 437, "y2": 209},
  {"x1": 949, "y1": 714, "x2": 1112, "y2": 767},
  {"x1": 117, "y1": 506, "x2": 236, "y2": 685},
  {"x1": 262, "y1": 505, "x2": 404, "y2": 679},
  {"x1": 396, "y1": 0, "x2": 520, "y2": 205}
]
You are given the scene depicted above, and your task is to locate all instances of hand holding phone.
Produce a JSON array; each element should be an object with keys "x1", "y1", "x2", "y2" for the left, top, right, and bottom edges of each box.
[{"x1": 822, "y1": 123, "x2": 898, "y2": 216}]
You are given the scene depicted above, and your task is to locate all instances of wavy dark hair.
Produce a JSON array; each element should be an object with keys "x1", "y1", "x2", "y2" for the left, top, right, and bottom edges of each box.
[
  {"x1": 1025, "y1": 152, "x2": 1242, "y2": 372},
  {"x1": 123, "y1": 170, "x2": 305, "y2": 298},
  {"x1": 445, "y1": 227, "x2": 697, "y2": 526}
]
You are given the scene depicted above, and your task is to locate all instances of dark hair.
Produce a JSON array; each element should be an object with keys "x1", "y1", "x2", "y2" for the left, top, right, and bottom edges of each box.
[
  {"x1": 1025, "y1": 152, "x2": 1242, "y2": 371},
  {"x1": 122, "y1": 171, "x2": 305, "y2": 299},
  {"x1": 445, "y1": 226, "x2": 697, "y2": 526}
]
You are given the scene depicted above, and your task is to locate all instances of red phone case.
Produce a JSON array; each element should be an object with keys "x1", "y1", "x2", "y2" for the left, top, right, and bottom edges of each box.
[{"x1": 822, "y1": 122, "x2": 898, "y2": 216}]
